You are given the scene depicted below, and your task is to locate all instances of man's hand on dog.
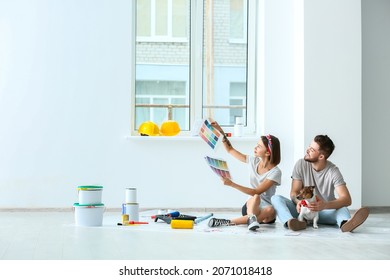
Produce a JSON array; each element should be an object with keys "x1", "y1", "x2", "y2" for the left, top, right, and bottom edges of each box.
[{"x1": 297, "y1": 196, "x2": 326, "y2": 212}]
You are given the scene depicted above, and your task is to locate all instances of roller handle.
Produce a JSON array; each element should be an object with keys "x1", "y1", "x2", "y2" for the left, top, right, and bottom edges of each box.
[{"x1": 195, "y1": 213, "x2": 213, "y2": 224}]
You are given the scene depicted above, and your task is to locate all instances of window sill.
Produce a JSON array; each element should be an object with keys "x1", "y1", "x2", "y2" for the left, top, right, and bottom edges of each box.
[{"x1": 124, "y1": 135, "x2": 259, "y2": 142}]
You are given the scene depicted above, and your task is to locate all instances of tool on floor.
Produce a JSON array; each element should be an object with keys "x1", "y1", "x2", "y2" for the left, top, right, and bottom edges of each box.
[
  {"x1": 154, "y1": 214, "x2": 196, "y2": 224},
  {"x1": 151, "y1": 211, "x2": 180, "y2": 219},
  {"x1": 117, "y1": 221, "x2": 149, "y2": 226},
  {"x1": 194, "y1": 213, "x2": 213, "y2": 224},
  {"x1": 129, "y1": 221, "x2": 149, "y2": 224},
  {"x1": 154, "y1": 214, "x2": 173, "y2": 224},
  {"x1": 170, "y1": 219, "x2": 194, "y2": 229}
]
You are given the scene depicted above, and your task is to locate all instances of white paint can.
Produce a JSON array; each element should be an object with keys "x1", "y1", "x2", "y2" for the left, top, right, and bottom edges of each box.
[
  {"x1": 124, "y1": 203, "x2": 139, "y2": 222},
  {"x1": 125, "y1": 187, "x2": 137, "y2": 204},
  {"x1": 73, "y1": 203, "x2": 104, "y2": 226}
]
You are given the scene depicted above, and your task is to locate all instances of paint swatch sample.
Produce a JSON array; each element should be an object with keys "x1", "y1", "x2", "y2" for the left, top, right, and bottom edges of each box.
[
  {"x1": 205, "y1": 156, "x2": 231, "y2": 179},
  {"x1": 199, "y1": 118, "x2": 221, "y2": 150}
]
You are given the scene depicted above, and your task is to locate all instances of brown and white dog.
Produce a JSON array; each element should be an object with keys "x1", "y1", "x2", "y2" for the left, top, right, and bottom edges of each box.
[{"x1": 297, "y1": 186, "x2": 319, "y2": 229}]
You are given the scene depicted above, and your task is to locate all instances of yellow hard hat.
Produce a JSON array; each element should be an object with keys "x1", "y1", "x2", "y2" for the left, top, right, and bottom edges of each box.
[
  {"x1": 138, "y1": 121, "x2": 160, "y2": 136},
  {"x1": 160, "y1": 120, "x2": 181, "y2": 136}
]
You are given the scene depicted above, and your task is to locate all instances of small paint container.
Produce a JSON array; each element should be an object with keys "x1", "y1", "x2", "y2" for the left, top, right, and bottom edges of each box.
[
  {"x1": 124, "y1": 203, "x2": 139, "y2": 222},
  {"x1": 122, "y1": 214, "x2": 129, "y2": 224},
  {"x1": 78, "y1": 186, "x2": 103, "y2": 205},
  {"x1": 125, "y1": 187, "x2": 137, "y2": 204}
]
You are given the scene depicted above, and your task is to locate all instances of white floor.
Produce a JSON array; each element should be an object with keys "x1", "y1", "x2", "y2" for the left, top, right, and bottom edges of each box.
[{"x1": 0, "y1": 208, "x2": 390, "y2": 260}]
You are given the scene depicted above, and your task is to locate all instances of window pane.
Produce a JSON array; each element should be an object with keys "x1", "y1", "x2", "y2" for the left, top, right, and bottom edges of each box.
[
  {"x1": 172, "y1": 0, "x2": 187, "y2": 37},
  {"x1": 155, "y1": 0, "x2": 168, "y2": 36},
  {"x1": 135, "y1": 97, "x2": 150, "y2": 128},
  {"x1": 203, "y1": 0, "x2": 248, "y2": 126},
  {"x1": 230, "y1": 0, "x2": 244, "y2": 39},
  {"x1": 135, "y1": 0, "x2": 190, "y2": 131},
  {"x1": 153, "y1": 98, "x2": 169, "y2": 123},
  {"x1": 230, "y1": 82, "x2": 246, "y2": 125},
  {"x1": 137, "y1": 0, "x2": 151, "y2": 37}
]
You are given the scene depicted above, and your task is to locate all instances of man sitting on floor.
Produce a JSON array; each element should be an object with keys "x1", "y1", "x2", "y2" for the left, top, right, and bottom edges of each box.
[{"x1": 271, "y1": 135, "x2": 369, "y2": 232}]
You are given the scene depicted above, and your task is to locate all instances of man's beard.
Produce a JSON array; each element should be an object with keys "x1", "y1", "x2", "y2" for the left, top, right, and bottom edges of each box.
[{"x1": 304, "y1": 154, "x2": 318, "y2": 163}]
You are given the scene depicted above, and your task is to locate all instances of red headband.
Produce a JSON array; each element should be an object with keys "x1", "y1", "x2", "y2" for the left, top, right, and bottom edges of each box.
[{"x1": 266, "y1": 134, "x2": 272, "y2": 154}]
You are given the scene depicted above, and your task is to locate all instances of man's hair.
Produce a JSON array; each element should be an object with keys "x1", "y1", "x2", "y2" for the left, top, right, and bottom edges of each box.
[{"x1": 314, "y1": 135, "x2": 335, "y2": 159}]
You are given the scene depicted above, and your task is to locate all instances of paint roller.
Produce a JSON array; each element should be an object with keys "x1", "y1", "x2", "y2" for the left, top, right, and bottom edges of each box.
[
  {"x1": 170, "y1": 219, "x2": 194, "y2": 229},
  {"x1": 170, "y1": 213, "x2": 214, "y2": 229}
]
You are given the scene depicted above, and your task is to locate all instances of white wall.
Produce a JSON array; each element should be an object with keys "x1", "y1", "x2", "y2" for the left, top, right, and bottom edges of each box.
[
  {"x1": 362, "y1": 0, "x2": 390, "y2": 206},
  {"x1": 0, "y1": 0, "x2": 383, "y2": 210},
  {"x1": 262, "y1": 0, "x2": 301, "y2": 201},
  {"x1": 0, "y1": 0, "x2": 254, "y2": 209},
  {"x1": 304, "y1": 0, "x2": 363, "y2": 208},
  {"x1": 0, "y1": 0, "x2": 135, "y2": 208}
]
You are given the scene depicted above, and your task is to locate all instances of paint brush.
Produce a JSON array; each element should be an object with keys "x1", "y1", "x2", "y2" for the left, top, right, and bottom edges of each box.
[
  {"x1": 117, "y1": 221, "x2": 149, "y2": 226},
  {"x1": 128, "y1": 221, "x2": 148, "y2": 224}
]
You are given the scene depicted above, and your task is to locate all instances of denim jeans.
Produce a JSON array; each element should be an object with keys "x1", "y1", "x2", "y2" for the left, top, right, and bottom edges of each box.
[{"x1": 271, "y1": 195, "x2": 351, "y2": 228}]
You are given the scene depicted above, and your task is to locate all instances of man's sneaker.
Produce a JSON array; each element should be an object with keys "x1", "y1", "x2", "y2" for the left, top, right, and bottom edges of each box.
[
  {"x1": 247, "y1": 214, "x2": 260, "y2": 231},
  {"x1": 341, "y1": 207, "x2": 370, "y2": 232},
  {"x1": 208, "y1": 218, "x2": 231, "y2": 227},
  {"x1": 287, "y1": 218, "x2": 307, "y2": 231}
]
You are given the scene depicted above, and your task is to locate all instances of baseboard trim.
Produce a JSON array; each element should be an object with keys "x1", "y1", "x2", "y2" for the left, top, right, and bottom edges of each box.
[
  {"x1": 1, "y1": 206, "x2": 389, "y2": 213},
  {"x1": 0, "y1": 207, "x2": 241, "y2": 213}
]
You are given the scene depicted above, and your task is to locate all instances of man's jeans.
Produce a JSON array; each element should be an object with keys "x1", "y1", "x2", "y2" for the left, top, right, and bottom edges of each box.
[{"x1": 271, "y1": 195, "x2": 351, "y2": 228}]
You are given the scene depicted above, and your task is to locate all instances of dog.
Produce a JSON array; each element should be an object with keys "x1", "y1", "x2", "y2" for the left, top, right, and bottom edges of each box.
[{"x1": 296, "y1": 186, "x2": 319, "y2": 229}]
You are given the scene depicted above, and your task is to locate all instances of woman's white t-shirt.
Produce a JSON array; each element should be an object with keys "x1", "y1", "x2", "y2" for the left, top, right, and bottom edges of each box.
[{"x1": 247, "y1": 155, "x2": 282, "y2": 205}]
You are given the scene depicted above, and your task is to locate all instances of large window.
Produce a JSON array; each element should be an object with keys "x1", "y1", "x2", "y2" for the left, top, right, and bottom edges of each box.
[{"x1": 131, "y1": 0, "x2": 257, "y2": 135}]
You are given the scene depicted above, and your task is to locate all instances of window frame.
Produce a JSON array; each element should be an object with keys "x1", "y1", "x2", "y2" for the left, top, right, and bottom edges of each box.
[{"x1": 130, "y1": 0, "x2": 258, "y2": 136}]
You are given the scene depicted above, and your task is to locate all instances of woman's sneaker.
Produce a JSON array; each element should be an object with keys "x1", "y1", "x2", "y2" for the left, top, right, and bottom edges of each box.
[
  {"x1": 247, "y1": 214, "x2": 260, "y2": 231},
  {"x1": 208, "y1": 218, "x2": 231, "y2": 227}
]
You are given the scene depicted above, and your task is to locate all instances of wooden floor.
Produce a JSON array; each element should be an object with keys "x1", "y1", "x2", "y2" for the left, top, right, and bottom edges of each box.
[
  {"x1": 1, "y1": 207, "x2": 389, "y2": 260},
  {"x1": 0, "y1": 208, "x2": 389, "y2": 279}
]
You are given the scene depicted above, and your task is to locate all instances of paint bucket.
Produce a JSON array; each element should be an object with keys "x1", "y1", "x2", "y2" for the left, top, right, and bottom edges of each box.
[
  {"x1": 77, "y1": 186, "x2": 103, "y2": 205},
  {"x1": 125, "y1": 187, "x2": 137, "y2": 204},
  {"x1": 124, "y1": 203, "x2": 139, "y2": 222},
  {"x1": 73, "y1": 203, "x2": 104, "y2": 226}
]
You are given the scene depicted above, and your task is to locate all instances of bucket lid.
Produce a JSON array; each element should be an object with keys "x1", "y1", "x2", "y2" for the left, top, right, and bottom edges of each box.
[
  {"x1": 77, "y1": 185, "x2": 103, "y2": 190},
  {"x1": 73, "y1": 203, "x2": 104, "y2": 207}
]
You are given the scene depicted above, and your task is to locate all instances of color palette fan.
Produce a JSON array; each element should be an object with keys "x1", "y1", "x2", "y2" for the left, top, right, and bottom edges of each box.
[
  {"x1": 199, "y1": 118, "x2": 221, "y2": 150},
  {"x1": 204, "y1": 156, "x2": 231, "y2": 179}
]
